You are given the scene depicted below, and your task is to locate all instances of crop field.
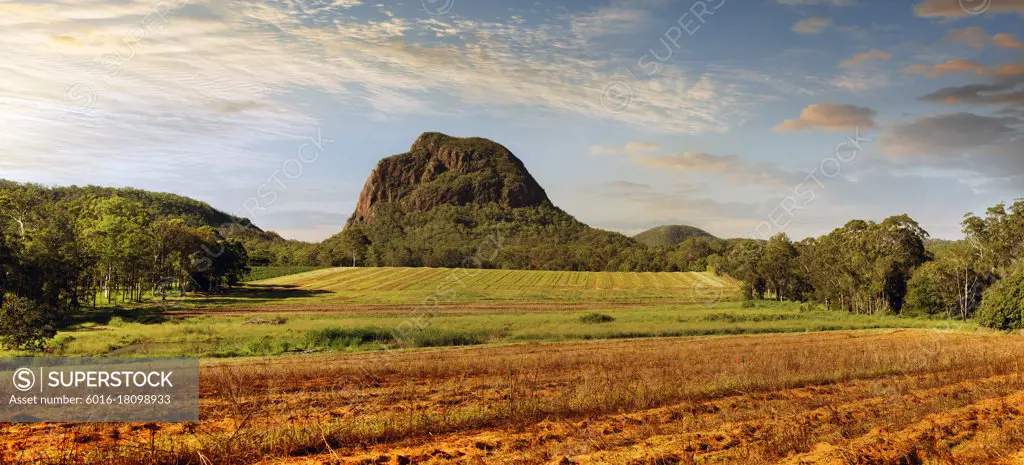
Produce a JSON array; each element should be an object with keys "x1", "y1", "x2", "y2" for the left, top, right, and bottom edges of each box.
[
  {"x1": 6, "y1": 330, "x2": 1024, "y2": 464},
  {"x1": 258, "y1": 267, "x2": 735, "y2": 292},
  {"x1": 242, "y1": 267, "x2": 740, "y2": 305}
]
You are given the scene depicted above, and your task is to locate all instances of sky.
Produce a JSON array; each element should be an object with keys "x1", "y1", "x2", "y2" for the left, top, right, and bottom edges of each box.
[{"x1": 1, "y1": 0, "x2": 1022, "y2": 241}]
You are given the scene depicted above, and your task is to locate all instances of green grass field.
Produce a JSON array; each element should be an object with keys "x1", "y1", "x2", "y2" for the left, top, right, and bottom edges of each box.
[
  {"x1": 40, "y1": 300, "x2": 973, "y2": 358},
  {"x1": 15, "y1": 267, "x2": 977, "y2": 358}
]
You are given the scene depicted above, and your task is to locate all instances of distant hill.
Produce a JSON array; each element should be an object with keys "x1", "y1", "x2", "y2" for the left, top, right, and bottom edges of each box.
[
  {"x1": 0, "y1": 180, "x2": 316, "y2": 266},
  {"x1": 0, "y1": 180, "x2": 254, "y2": 230},
  {"x1": 326, "y1": 133, "x2": 645, "y2": 271},
  {"x1": 633, "y1": 225, "x2": 714, "y2": 247}
]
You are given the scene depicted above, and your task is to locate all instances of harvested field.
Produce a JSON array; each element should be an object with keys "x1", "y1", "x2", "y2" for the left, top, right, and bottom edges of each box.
[
  {"x1": 240, "y1": 267, "x2": 739, "y2": 305},
  {"x1": 6, "y1": 329, "x2": 1024, "y2": 464},
  {"x1": 255, "y1": 267, "x2": 736, "y2": 292}
]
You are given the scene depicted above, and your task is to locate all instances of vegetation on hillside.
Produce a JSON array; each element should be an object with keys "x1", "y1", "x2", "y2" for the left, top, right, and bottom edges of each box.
[
  {"x1": 325, "y1": 203, "x2": 650, "y2": 270},
  {"x1": 633, "y1": 224, "x2": 713, "y2": 247}
]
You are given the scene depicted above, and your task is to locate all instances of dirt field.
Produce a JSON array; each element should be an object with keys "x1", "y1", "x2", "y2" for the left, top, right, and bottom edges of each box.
[{"x1": 5, "y1": 329, "x2": 1024, "y2": 464}]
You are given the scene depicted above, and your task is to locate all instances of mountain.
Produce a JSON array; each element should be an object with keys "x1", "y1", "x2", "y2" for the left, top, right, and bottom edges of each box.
[
  {"x1": 634, "y1": 225, "x2": 714, "y2": 247},
  {"x1": 347, "y1": 132, "x2": 551, "y2": 226},
  {"x1": 328, "y1": 133, "x2": 646, "y2": 271}
]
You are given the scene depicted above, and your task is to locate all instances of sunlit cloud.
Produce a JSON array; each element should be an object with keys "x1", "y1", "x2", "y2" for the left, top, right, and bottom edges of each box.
[{"x1": 773, "y1": 103, "x2": 877, "y2": 131}]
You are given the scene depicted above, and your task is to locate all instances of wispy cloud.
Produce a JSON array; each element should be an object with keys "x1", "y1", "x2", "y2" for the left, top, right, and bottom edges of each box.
[
  {"x1": 839, "y1": 50, "x2": 892, "y2": 68},
  {"x1": 946, "y1": 26, "x2": 1024, "y2": 49},
  {"x1": 629, "y1": 151, "x2": 789, "y2": 187},
  {"x1": 792, "y1": 16, "x2": 832, "y2": 34}
]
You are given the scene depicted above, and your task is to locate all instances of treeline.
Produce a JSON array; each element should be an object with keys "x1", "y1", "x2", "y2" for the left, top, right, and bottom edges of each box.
[
  {"x1": 642, "y1": 204, "x2": 1024, "y2": 330},
  {"x1": 0, "y1": 184, "x2": 250, "y2": 349}
]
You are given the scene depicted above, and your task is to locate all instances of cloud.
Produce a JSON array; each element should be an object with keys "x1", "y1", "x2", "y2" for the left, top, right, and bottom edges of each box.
[
  {"x1": 587, "y1": 181, "x2": 763, "y2": 236},
  {"x1": 996, "y1": 63, "x2": 1024, "y2": 77},
  {"x1": 904, "y1": 59, "x2": 990, "y2": 78},
  {"x1": 590, "y1": 141, "x2": 660, "y2": 156},
  {"x1": 792, "y1": 17, "x2": 832, "y2": 34},
  {"x1": 879, "y1": 112, "x2": 1019, "y2": 158},
  {"x1": 630, "y1": 151, "x2": 788, "y2": 187},
  {"x1": 945, "y1": 26, "x2": 988, "y2": 49},
  {"x1": 839, "y1": 50, "x2": 892, "y2": 68},
  {"x1": 919, "y1": 74, "x2": 1024, "y2": 106},
  {"x1": 570, "y1": 4, "x2": 651, "y2": 40},
  {"x1": 773, "y1": 103, "x2": 877, "y2": 131},
  {"x1": 915, "y1": 0, "x2": 1024, "y2": 18},
  {"x1": 946, "y1": 26, "x2": 1024, "y2": 49},
  {"x1": 993, "y1": 33, "x2": 1024, "y2": 49},
  {"x1": 0, "y1": 0, "x2": 780, "y2": 195},
  {"x1": 877, "y1": 111, "x2": 1024, "y2": 187}
]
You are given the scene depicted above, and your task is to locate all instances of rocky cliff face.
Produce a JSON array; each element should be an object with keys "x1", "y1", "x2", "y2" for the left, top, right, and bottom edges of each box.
[{"x1": 347, "y1": 133, "x2": 551, "y2": 225}]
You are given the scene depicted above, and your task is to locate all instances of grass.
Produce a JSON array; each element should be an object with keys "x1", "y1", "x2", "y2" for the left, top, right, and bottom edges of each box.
[
  {"x1": 243, "y1": 266, "x2": 329, "y2": 282},
  {"x1": 30, "y1": 300, "x2": 977, "y2": 358}
]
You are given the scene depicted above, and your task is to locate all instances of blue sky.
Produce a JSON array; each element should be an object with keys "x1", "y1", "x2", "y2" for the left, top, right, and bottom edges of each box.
[{"x1": 1, "y1": 0, "x2": 1022, "y2": 241}]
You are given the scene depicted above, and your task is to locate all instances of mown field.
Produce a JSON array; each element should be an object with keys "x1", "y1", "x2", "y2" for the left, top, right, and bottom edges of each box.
[
  {"x1": 246, "y1": 266, "x2": 741, "y2": 305},
  {"x1": 85, "y1": 267, "x2": 739, "y2": 313},
  {"x1": 258, "y1": 266, "x2": 736, "y2": 292},
  {"x1": 6, "y1": 330, "x2": 1024, "y2": 464},
  {"x1": 242, "y1": 265, "x2": 330, "y2": 282}
]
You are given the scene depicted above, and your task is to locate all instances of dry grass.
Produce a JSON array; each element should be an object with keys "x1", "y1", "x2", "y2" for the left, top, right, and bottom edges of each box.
[{"x1": 3, "y1": 330, "x2": 1024, "y2": 464}]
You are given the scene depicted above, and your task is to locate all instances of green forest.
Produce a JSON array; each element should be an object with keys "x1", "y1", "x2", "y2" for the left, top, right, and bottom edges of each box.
[{"x1": 1, "y1": 180, "x2": 1023, "y2": 353}]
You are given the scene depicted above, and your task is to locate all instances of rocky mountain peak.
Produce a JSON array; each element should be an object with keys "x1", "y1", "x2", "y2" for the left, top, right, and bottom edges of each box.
[{"x1": 347, "y1": 132, "x2": 550, "y2": 225}]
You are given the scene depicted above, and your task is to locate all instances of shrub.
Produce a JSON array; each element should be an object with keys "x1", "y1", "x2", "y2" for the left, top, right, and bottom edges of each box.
[
  {"x1": 579, "y1": 313, "x2": 616, "y2": 324},
  {"x1": 108, "y1": 316, "x2": 128, "y2": 327},
  {"x1": 408, "y1": 329, "x2": 489, "y2": 347},
  {"x1": 977, "y1": 271, "x2": 1024, "y2": 330},
  {"x1": 303, "y1": 327, "x2": 394, "y2": 350},
  {"x1": 0, "y1": 295, "x2": 57, "y2": 351}
]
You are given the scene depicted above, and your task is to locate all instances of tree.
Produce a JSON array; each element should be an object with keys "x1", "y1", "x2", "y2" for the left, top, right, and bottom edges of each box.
[
  {"x1": 81, "y1": 196, "x2": 155, "y2": 303},
  {"x1": 759, "y1": 234, "x2": 799, "y2": 301},
  {"x1": 962, "y1": 200, "x2": 1024, "y2": 277},
  {"x1": 977, "y1": 270, "x2": 1024, "y2": 330},
  {"x1": 903, "y1": 262, "x2": 955, "y2": 318},
  {"x1": 939, "y1": 241, "x2": 985, "y2": 320},
  {"x1": 720, "y1": 239, "x2": 766, "y2": 300},
  {"x1": 0, "y1": 295, "x2": 57, "y2": 351}
]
